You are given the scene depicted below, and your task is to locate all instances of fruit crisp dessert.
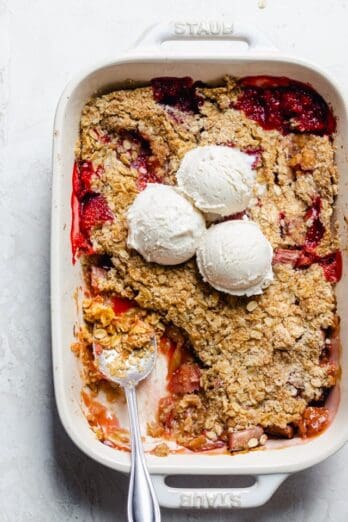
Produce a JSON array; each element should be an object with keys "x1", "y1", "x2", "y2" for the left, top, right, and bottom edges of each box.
[{"x1": 71, "y1": 75, "x2": 342, "y2": 455}]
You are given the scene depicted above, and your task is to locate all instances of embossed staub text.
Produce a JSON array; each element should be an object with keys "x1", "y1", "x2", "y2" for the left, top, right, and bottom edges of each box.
[
  {"x1": 174, "y1": 22, "x2": 234, "y2": 36},
  {"x1": 179, "y1": 492, "x2": 241, "y2": 508}
]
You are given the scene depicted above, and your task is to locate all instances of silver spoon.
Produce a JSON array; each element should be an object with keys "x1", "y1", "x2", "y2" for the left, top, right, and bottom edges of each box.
[{"x1": 93, "y1": 337, "x2": 161, "y2": 522}]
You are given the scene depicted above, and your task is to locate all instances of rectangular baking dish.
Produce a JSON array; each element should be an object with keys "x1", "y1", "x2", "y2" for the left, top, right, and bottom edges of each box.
[{"x1": 51, "y1": 21, "x2": 348, "y2": 509}]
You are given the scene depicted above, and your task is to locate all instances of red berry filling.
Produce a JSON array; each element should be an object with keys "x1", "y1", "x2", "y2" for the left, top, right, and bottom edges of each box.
[
  {"x1": 111, "y1": 296, "x2": 136, "y2": 315},
  {"x1": 304, "y1": 196, "x2": 325, "y2": 248},
  {"x1": 116, "y1": 130, "x2": 162, "y2": 190},
  {"x1": 151, "y1": 76, "x2": 204, "y2": 113},
  {"x1": 133, "y1": 154, "x2": 162, "y2": 190},
  {"x1": 71, "y1": 191, "x2": 93, "y2": 263},
  {"x1": 73, "y1": 160, "x2": 92, "y2": 198},
  {"x1": 71, "y1": 161, "x2": 113, "y2": 263},
  {"x1": 273, "y1": 247, "x2": 342, "y2": 283},
  {"x1": 234, "y1": 76, "x2": 336, "y2": 135}
]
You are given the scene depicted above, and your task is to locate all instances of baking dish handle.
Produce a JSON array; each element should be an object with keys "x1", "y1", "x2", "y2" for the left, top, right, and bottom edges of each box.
[
  {"x1": 129, "y1": 21, "x2": 278, "y2": 55},
  {"x1": 151, "y1": 473, "x2": 288, "y2": 509}
]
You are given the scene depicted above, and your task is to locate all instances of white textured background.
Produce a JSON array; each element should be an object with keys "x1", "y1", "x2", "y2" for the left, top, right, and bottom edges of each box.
[{"x1": 1, "y1": 0, "x2": 348, "y2": 520}]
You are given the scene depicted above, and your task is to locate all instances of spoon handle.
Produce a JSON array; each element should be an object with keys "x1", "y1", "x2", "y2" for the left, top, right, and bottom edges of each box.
[{"x1": 125, "y1": 386, "x2": 161, "y2": 522}]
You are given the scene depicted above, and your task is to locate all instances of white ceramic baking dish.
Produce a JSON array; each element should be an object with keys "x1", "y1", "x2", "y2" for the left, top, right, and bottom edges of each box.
[{"x1": 51, "y1": 21, "x2": 348, "y2": 509}]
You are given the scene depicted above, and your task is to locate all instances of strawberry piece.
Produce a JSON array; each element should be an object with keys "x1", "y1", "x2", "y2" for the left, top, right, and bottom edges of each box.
[
  {"x1": 71, "y1": 183, "x2": 93, "y2": 263},
  {"x1": 318, "y1": 251, "x2": 343, "y2": 283},
  {"x1": 80, "y1": 194, "x2": 113, "y2": 236},
  {"x1": 168, "y1": 363, "x2": 201, "y2": 394}
]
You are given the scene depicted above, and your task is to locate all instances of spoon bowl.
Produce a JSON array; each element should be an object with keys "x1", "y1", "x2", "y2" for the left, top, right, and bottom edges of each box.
[
  {"x1": 93, "y1": 336, "x2": 161, "y2": 522},
  {"x1": 93, "y1": 336, "x2": 157, "y2": 387}
]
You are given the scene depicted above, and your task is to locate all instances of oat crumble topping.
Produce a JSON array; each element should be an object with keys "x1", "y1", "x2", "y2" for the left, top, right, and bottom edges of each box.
[{"x1": 72, "y1": 75, "x2": 341, "y2": 453}]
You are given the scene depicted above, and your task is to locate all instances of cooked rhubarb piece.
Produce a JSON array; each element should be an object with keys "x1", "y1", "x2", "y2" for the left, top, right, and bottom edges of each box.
[
  {"x1": 298, "y1": 407, "x2": 329, "y2": 437},
  {"x1": 90, "y1": 266, "x2": 108, "y2": 291},
  {"x1": 273, "y1": 248, "x2": 301, "y2": 266},
  {"x1": 168, "y1": 363, "x2": 201, "y2": 394},
  {"x1": 228, "y1": 426, "x2": 266, "y2": 452},
  {"x1": 265, "y1": 424, "x2": 294, "y2": 439}
]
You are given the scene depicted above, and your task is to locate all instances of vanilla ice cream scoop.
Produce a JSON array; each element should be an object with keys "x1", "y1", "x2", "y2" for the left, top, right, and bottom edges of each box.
[
  {"x1": 176, "y1": 145, "x2": 255, "y2": 217},
  {"x1": 196, "y1": 220, "x2": 273, "y2": 296},
  {"x1": 127, "y1": 184, "x2": 206, "y2": 265}
]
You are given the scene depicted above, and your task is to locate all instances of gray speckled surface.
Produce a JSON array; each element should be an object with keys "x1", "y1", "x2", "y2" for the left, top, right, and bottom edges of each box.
[{"x1": 1, "y1": 0, "x2": 348, "y2": 520}]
